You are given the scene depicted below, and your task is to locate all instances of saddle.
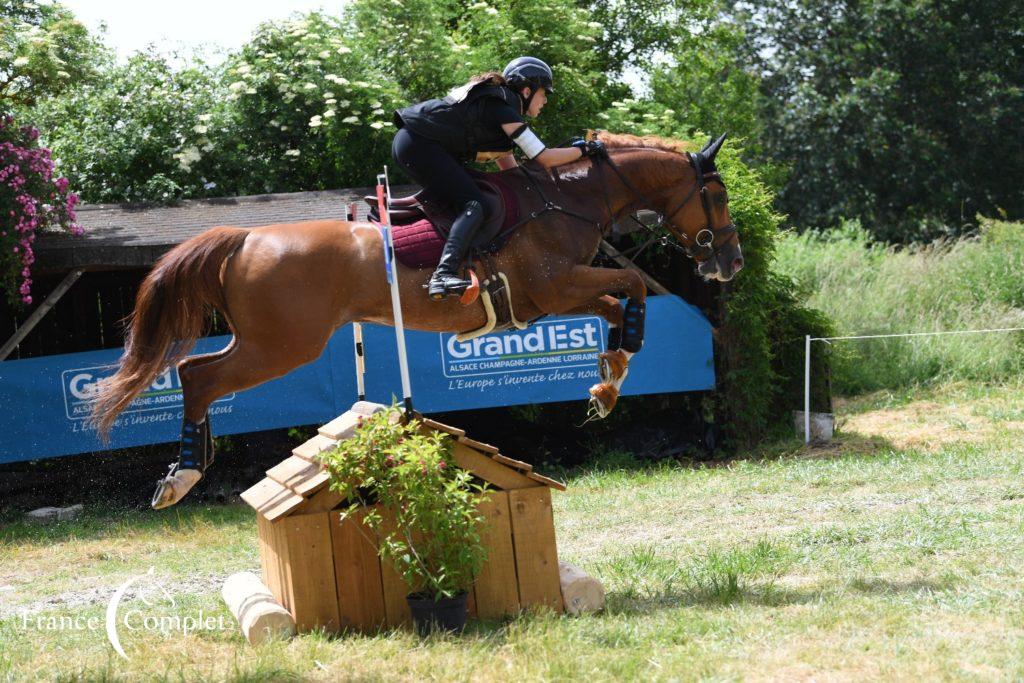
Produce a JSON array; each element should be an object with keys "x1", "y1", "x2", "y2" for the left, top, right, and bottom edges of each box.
[{"x1": 364, "y1": 170, "x2": 521, "y2": 269}]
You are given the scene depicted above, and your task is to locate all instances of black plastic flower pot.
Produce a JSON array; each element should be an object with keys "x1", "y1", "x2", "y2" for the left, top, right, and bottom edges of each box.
[{"x1": 406, "y1": 591, "x2": 469, "y2": 636}]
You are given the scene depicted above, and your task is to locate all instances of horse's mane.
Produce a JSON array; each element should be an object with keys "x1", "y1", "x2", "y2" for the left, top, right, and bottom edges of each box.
[{"x1": 594, "y1": 131, "x2": 693, "y2": 155}]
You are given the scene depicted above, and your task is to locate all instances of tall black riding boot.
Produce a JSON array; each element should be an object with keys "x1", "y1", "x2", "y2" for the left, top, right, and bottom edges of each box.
[{"x1": 428, "y1": 200, "x2": 484, "y2": 300}]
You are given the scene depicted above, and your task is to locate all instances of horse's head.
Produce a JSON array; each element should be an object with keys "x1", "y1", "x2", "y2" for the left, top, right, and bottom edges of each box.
[{"x1": 659, "y1": 134, "x2": 744, "y2": 282}]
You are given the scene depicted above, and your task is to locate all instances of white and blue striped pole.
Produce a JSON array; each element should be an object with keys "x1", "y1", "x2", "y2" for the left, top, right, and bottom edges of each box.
[
  {"x1": 376, "y1": 169, "x2": 414, "y2": 416},
  {"x1": 352, "y1": 322, "x2": 365, "y2": 402}
]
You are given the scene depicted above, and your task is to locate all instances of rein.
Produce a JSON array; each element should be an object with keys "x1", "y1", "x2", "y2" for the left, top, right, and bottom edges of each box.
[
  {"x1": 504, "y1": 144, "x2": 736, "y2": 263},
  {"x1": 599, "y1": 148, "x2": 738, "y2": 262}
]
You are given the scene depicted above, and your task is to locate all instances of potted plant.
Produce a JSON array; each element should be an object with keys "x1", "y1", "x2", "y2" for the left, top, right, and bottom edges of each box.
[{"x1": 319, "y1": 406, "x2": 488, "y2": 635}]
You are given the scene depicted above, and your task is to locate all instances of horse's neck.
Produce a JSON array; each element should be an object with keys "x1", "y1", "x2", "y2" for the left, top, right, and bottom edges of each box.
[{"x1": 549, "y1": 150, "x2": 676, "y2": 219}]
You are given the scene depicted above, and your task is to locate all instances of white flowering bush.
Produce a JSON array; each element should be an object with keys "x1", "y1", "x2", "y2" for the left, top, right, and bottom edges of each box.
[
  {"x1": 222, "y1": 12, "x2": 404, "y2": 192},
  {"x1": 27, "y1": 51, "x2": 228, "y2": 203}
]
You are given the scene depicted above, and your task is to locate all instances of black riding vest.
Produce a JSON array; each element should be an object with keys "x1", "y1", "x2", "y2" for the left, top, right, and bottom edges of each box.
[{"x1": 393, "y1": 82, "x2": 522, "y2": 162}]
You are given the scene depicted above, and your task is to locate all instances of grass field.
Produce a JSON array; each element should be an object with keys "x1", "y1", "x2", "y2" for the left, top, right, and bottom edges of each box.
[{"x1": 2, "y1": 380, "x2": 1023, "y2": 681}]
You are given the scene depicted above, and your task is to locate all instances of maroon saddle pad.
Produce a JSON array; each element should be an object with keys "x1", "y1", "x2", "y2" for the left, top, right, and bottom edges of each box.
[{"x1": 366, "y1": 171, "x2": 522, "y2": 269}]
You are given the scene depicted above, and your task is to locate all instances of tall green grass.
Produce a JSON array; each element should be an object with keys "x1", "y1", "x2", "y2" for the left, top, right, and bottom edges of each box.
[{"x1": 775, "y1": 217, "x2": 1024, "y2": 393}]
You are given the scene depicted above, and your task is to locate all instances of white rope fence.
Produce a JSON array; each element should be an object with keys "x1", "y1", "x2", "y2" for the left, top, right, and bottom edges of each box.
[{"x1": 803, "y1": 326, "x2": 1024, "y2": 443}]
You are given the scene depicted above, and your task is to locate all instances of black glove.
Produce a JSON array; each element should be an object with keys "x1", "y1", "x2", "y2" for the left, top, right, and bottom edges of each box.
[{"x1": 571, "y1": 138, "x2": 608, "y2": 159}]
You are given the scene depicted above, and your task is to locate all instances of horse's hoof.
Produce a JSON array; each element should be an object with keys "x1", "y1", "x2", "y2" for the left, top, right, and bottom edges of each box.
[
  {"x1": 598, "y1": 349, "x2": 630, "y2": 385},
  {"x1": 151, "y1": 468, "x2": 202, "y2": 509},
  {"x1": 588, "y1": 383, "x2": 619, "y2": 418}
]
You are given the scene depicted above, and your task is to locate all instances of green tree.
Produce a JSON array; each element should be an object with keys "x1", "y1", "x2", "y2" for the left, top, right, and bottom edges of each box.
[
  {"x1": 648, "y1": 17, "x2": 762, "y2": 155},
  {"x1": 1, "y1": 0, "x2": 107, "y2": 109},
  {"x1": 734, "y1": 0, "x2": 1024, "y2": 241}
]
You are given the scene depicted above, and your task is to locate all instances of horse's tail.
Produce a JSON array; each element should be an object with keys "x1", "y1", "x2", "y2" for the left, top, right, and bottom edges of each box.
[{"x1": 91, "y1": 226, "x2": 250, "y2": 440}]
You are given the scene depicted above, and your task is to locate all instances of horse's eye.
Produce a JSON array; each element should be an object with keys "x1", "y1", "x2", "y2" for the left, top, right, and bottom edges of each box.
[{"x1": 715, "y1": 192, "x2": 728, "y2": 207}]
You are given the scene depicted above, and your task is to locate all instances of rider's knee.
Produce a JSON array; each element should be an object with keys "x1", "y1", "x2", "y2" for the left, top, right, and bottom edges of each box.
[{"x1": 461, "y1": 199, "x2": 484, "y2": 217}]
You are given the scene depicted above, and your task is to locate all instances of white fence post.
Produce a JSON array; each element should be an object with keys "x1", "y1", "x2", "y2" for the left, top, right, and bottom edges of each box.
[{"x1": 804, "y1": 334, "x2": 811, "y2": 444}]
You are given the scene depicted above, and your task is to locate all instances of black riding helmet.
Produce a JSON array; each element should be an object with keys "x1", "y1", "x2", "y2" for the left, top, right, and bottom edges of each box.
[{"x1": 502, "y1": 56, "x2": 553, "y2": 113}]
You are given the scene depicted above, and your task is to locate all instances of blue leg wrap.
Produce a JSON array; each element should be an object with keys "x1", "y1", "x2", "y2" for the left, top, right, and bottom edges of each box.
[
  {"x1": 621, "y1": 299, "x2": 646, "y2": 353},
  {"x1": 178, "y1": 415, "x2": 212, "y2": 471}
]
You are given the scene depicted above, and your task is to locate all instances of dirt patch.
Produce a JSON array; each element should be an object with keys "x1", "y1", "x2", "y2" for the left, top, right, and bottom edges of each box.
[
  {"x1": 0, "y1": 568, "x2": 256, "y2": 620},
  {"x1": 833, "y1": 397, "x2": 1024, "y2": 452}
]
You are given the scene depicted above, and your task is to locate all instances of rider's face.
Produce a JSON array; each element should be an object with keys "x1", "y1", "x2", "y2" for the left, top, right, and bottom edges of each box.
[{"x1": 522, "y1": 87, "x2": 548, "y2": 117}]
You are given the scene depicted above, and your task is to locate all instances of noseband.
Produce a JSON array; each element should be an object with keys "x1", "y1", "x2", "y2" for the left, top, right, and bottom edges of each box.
[{"x1": 602, "y1": 149, "x2": 738, "y2": 262}]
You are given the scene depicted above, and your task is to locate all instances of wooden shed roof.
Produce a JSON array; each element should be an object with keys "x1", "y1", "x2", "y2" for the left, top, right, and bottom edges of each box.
[
  {"x1": 34, "y1": 185, "x2": 414, "y2": 271},
  {"x1": 241, "y1": 401, "x2": 565, "y2": 522}
]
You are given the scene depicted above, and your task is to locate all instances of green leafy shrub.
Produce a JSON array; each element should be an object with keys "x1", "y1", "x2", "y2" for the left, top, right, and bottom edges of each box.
[{"x1": 318, "y1": 406, "x2": 488, "y2": 600}]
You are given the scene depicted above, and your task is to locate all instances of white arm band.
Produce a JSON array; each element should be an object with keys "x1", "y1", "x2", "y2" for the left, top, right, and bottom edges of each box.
[{"x1": 511, "y1": 126, "x2": 546, "y2": 160}]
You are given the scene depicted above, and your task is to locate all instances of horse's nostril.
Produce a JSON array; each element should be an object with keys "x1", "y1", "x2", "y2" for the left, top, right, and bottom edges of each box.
[{"x1": 733, "y1": 257, "x2": 744, "y2": 272}]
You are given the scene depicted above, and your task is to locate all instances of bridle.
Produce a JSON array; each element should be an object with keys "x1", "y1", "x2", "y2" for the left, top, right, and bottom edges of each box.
[{"x1": 600, "y1": 148, "x2": 738, "y2": 262}]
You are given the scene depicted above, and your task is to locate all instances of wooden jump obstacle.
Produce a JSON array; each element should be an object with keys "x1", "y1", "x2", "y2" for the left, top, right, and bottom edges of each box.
[{"x1": 240, "y1": 401, "x2": 568, "y2": 633}]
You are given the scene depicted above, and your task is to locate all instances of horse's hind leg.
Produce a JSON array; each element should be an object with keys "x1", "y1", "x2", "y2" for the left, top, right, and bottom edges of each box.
[{"x1": 151, "y1": 330, "x2": 333, "y2": 509}]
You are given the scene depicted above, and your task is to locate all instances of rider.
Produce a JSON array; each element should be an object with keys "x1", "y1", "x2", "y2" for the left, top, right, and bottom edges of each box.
[{"x1": 392, "y1": 56, "x2": 607, "y2": 300}]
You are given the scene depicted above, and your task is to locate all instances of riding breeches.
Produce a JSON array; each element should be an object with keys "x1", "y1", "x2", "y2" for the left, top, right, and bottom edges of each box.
[{"x1": 391, "y1": 127, "x2": 486, "y2": 213}]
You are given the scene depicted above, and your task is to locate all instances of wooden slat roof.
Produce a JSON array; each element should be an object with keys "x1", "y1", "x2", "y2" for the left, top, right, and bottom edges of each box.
[
  {"x1": 241, "y1": 401, "x2": 565, "y2": 521},
  {"x1": 33, "y1": 185, "x2": 415, "y2": 271}
]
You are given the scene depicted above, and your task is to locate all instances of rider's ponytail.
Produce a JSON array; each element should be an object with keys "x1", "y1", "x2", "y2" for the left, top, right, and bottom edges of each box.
[
  {"x1": 446, "y1": 71, "x2": 509, "y2": 101},
  {"x1": 468, "y1": 71, "x2": 507, "y2": 87}
]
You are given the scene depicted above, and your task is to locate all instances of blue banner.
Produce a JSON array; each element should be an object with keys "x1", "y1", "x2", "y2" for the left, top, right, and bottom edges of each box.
[{"x1": 0, "y1": 295, "x2": 713, "y2": 464}]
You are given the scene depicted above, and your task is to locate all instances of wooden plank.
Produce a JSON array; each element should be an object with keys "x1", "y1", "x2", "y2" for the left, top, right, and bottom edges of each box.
[
  {"x1": 331, "y1": 508, "x2": 387, "y2": 633},
  {"x1": 457, "y1": 435, "x2": 500, "y2": 454},
  {"x1": 420, "y1": 418, "x2": 465, "y2": 437},
  {"x1": 526, "y1": 471, "x2": 567, "y2": 491},
  {"x1": 265, "y1": 516, "x2": 293, "y2": 613},
  {"x1": 472, "y1": 491, "x2": 521, "y2": 619},
  {"x1": 266, "y1": 455, "x2": 330, "y2": 497},
  {"x1": 509, "y1": 488, "x2": 563, "y2": 613},
  {"x1": 279, "y1": 512, "x2": 340, "y2": 632},
  {"x1": 377, "y1": 510, "x2": 414, "y2": 628},
  {"x1": 240, "y1": 478, "x2": 307, "y2": 521},
  {"x1": 293, "y1": 434, "x2": 340, "y2": 462},
  {"x1": 256, "y1": 514, "x2": 281, "y2": 605},
  {"x1": 450, "y1": 442, "x2": 541, "y2": 490},
  {"x1": 491, "y1": 453, "x2": 532, "y2": 472},
  {"x1": 467, "y1": 586, "x2": 478, "y2": 620},
  {"x1": 318, "y1": 411, "x2": 363, "y2": 440},
  {"x1": 301, "y1": 487, "x2": 346, "y2": 514}
]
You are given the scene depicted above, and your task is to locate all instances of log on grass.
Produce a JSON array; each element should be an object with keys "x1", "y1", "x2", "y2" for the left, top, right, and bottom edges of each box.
[
  {"x1": 222, "y1": 571, "x2": 296, "y2": 645},
  {"x1": 558, "y1": 562, "x2": 605, "y2": 615}
]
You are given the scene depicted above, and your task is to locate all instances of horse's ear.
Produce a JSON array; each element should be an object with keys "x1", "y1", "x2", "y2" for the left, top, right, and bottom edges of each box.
[{"x1": 702, "y1": 133, "x2": 727, "y2": 162}]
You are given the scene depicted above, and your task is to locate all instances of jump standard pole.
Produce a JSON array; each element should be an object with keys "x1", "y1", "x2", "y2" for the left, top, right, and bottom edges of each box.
[
  {"x1": 376, "y1": 168, "x2": 415, "y2": 416},
  {"x1": 352, "y1": 322, "x2": 366, "y2": 402}
]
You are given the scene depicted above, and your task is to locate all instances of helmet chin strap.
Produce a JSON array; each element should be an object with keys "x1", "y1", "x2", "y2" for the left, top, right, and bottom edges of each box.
[{"x1": 520, "y1": 85, "x2": 538, "y2": 116}]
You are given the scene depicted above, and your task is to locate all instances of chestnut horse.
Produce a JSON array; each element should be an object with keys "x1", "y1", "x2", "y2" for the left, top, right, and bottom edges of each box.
[{"x1": 91, "y1": 132, "x2": 743, "y2": 508}]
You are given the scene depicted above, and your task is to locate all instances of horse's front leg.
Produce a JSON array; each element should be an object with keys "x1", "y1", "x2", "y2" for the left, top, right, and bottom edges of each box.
[
  {"x1": 560, "y1": 294, "x2": 629, "y2": 385},
  {"x1": 548, "y1": 266, "x2": 648, "y2": 417}
]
